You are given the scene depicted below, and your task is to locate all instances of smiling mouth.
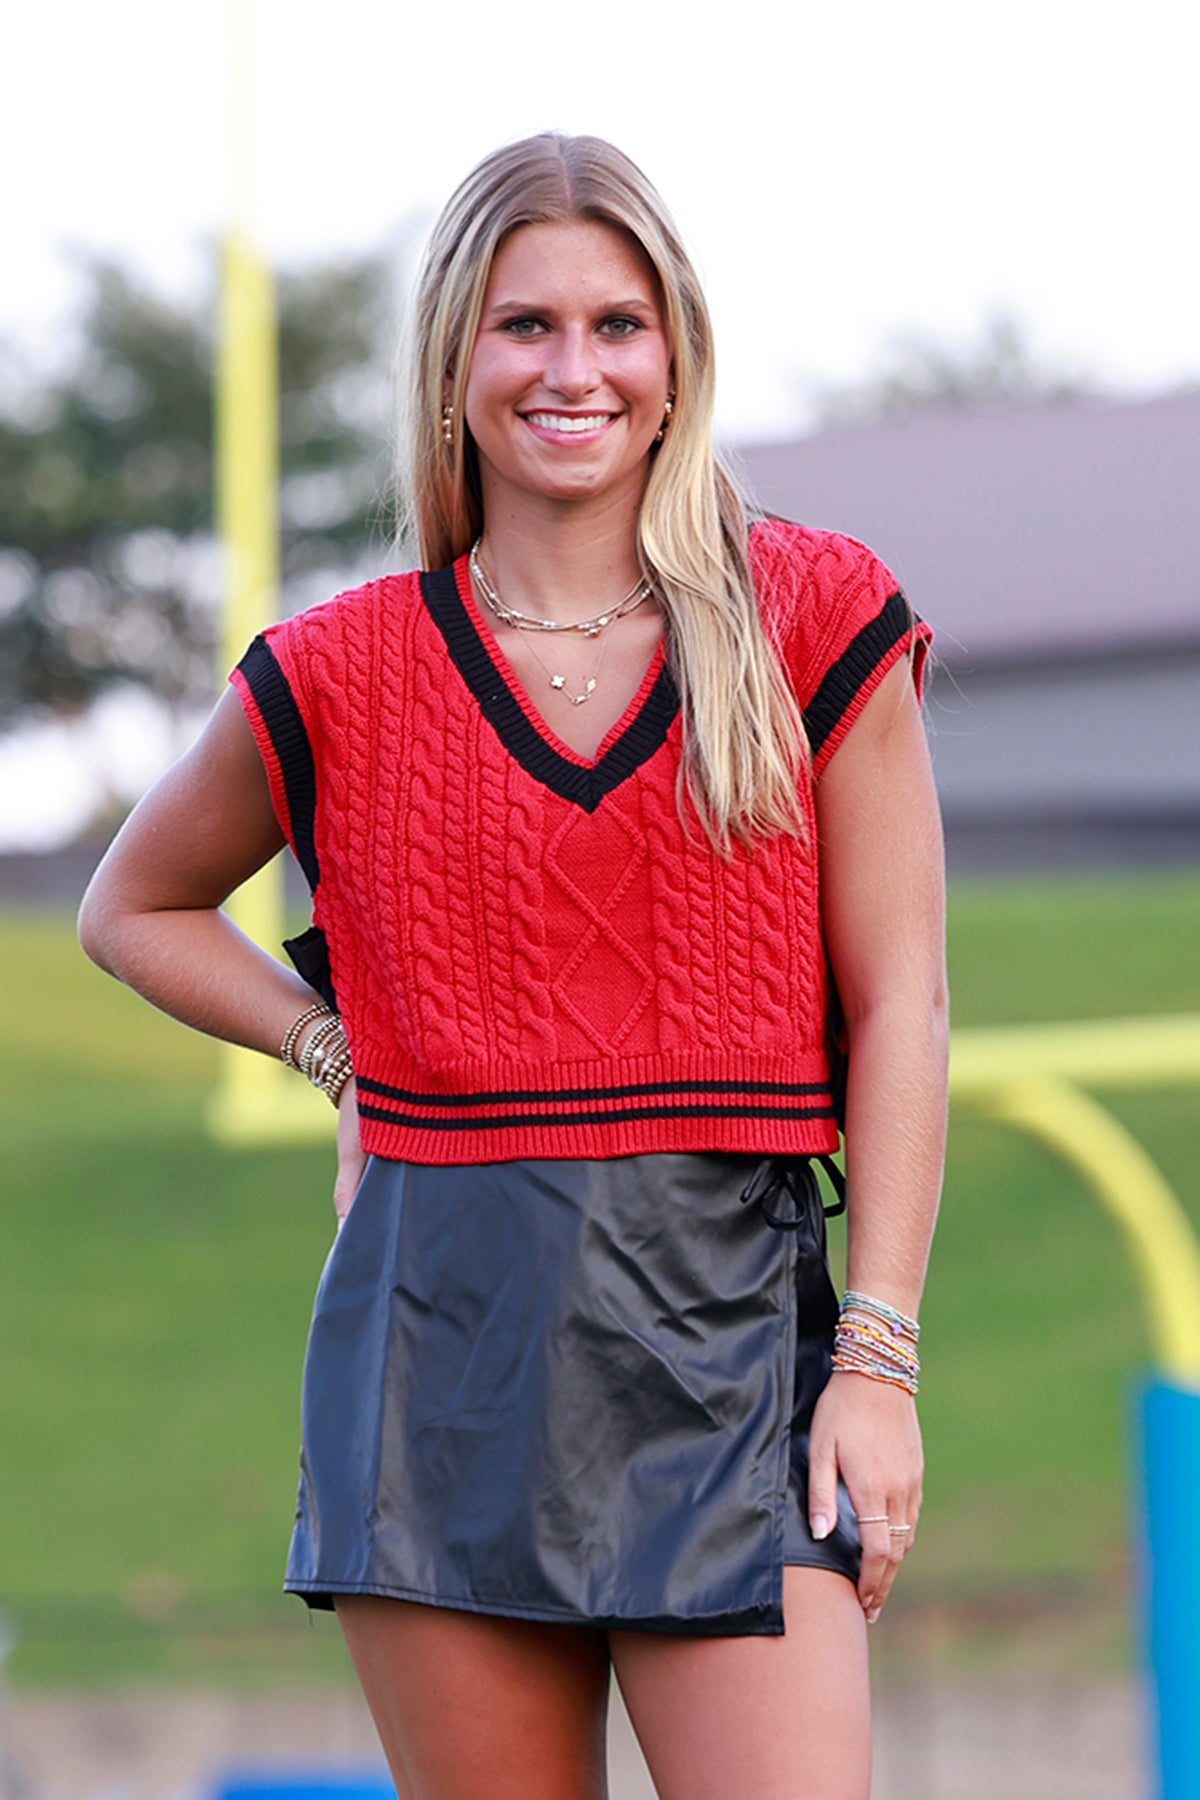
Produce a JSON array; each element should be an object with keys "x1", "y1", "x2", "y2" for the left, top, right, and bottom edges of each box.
[{"x1": 523, "y1": 412, "x2": 614, "y2": 433}]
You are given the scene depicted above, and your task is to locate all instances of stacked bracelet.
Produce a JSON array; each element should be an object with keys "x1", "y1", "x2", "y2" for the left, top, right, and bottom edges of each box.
[
  {"x1": 280, "y1": 1004, "x2": 355, "y2": 1107},
  {"x1": 302, "y1": 1018, "x2": 354, "y2": 1107},
  {"x1": 280, "y1": 1003, "x2": 330, "y2": 1071},
  {"x1": 832, "y1": 1289, "x2": 921, "y2": 1395},
  {"x1": 297, "y1": 1013, "x2": 344, "y2": 1076}
]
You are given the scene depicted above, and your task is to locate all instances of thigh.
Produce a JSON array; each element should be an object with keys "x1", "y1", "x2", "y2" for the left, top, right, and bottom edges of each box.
[
  {"x1": 336, "y1": 1595, "x2": 611, "y2": 1800},
  {"x1": 609, "y1": 1567, "x2": 870, "y2": 1800}
]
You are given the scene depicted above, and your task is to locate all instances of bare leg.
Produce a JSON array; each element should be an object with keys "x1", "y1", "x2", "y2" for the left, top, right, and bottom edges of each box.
[
  {"x1": 609, "y1": 1567, "x2": 870, "y2": 1800},
  {"x1": 337, "y1": 1595, "x2": 611, "y2": 1800}
]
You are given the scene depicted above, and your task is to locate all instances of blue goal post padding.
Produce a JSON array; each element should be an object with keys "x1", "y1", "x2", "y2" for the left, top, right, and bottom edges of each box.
[
  {"x1": 1138, "y1": 1379, "x2": 1200, "y2": 1800},
  {"x1": 213, "y1": 1777, "x2": 394, "y2": 1798}
]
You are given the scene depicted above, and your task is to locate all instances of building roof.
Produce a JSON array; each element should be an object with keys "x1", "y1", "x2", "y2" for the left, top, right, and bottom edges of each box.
[{"x1": 736, "y1": 390, "x2": 1200, "y2": 665}]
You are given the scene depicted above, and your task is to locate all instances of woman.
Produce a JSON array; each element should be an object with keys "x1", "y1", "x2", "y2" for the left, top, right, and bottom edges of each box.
[{"x1": 79, "y1": 133, "x2": 946, "y2": 1799}]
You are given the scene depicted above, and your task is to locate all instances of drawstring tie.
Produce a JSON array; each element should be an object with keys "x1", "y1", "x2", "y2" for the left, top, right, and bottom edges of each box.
[{"x1": 739, "y1": 1155, "x2": 846, "y2": 1232}]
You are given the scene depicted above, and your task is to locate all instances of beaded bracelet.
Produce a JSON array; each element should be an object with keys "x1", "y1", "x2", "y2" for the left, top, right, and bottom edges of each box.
[
  {"x1": 842, "y1": 1289, "x2": 920, "y2": 1340},
  {"x1": 832, "y1": 1326, "x2": 919, "y2": 1389},
  {"x1": 280, "y1": 1003, "x2": 354, "y2": 1106},
  {"x1": 280, "y1": 1002, "x2": 331, "y2": 1070},
  {"x1": 832, "y1": 1289, "x2": 921, "y2": 1396},
  {"x1": 322, "y1": 1052, "x2": 355, "y2": 1108},
  {"x1": 305, "y1": 1025, "x2": 353, "y2": 1106},
  {"x1": 298, "y1": 1014, "x2": 345, "y2": 1080},
  {"x1": 830, "y1": 1356, "x2": 919, "y2": 1396}
]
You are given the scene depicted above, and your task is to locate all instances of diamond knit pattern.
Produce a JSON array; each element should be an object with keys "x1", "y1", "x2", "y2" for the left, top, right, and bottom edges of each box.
[{"x1": 231, "y1": 520, "x2": 930, "y2": 1163}]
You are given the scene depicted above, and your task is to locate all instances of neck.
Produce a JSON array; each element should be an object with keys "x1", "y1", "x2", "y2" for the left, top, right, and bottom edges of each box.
[{"x1": 475, "y1": 494, "x2": 648, "y2": 626}]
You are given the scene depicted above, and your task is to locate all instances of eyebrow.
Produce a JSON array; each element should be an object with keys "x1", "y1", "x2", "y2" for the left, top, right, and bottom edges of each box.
[{"x1": 483, "y1": 295, "x2": 659, "y2": 319}]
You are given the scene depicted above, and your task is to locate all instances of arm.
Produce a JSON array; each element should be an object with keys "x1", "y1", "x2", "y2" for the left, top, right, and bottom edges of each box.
[
  {"x1": 78, "y1": 687, "x2": 365, "y2": 1217},
  {"x1": 79, "y1": 685, "x2": 314, "y2": 1048},
  {"x1": 806, "y1": 658, "x2": 949, "y2": 1622}
]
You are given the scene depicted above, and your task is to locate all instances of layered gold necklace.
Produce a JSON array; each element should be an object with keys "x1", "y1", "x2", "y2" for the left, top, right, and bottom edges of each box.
[{"x1": 469, "y1": 540, "x2": 653, "y2": 707}]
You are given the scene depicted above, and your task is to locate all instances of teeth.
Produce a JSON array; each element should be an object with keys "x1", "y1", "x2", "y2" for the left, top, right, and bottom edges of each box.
[{"x1": 525, "y1": 412, "x2": 611, "y2": 433}]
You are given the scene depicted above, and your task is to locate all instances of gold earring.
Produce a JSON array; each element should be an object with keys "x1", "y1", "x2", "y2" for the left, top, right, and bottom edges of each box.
[
  {"x1": 654, "y1": 395, "x2": 675, "y2": 444},
  {"x1": 442, "y1": 403, "x2": 454, "y2": 448}
]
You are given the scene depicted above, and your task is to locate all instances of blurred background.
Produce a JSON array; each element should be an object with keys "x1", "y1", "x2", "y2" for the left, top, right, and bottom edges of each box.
[{"x1": 2, "y1": 0, "x2": 1197, "y2": 1795}]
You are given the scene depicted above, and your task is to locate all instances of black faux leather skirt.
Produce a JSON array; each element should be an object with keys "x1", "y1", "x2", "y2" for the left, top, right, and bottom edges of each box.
[{"x1": 284, "y1": 1151, "x2": 861, "y2": 1636}]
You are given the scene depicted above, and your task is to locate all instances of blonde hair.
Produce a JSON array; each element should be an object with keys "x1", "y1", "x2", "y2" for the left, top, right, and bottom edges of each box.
[{"x1": 398, "y1": 132, "x2": 806, "y2": 850}]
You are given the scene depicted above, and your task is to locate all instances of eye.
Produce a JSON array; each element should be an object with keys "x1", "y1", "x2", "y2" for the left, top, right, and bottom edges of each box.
[
  {"x1": 600, "y1": 316, "x2": 642, "y2": 338},
  {"x1": 501, "y1": 316, "x2": 545, "y2": 337}
]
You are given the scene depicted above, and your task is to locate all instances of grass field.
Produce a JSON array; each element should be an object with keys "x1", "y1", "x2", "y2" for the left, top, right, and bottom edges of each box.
[{"x1": 2, "y1": 868, "x2": 1198, "y2": 1686}]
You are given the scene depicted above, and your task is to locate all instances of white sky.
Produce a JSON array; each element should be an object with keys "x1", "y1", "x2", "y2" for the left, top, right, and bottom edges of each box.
[
  {"x1": 2, "y1": 0, "x2": 1198, "y2": 849},
  {"x1": 5, "y1": 0, "x2": 1199, "y2": 442}
]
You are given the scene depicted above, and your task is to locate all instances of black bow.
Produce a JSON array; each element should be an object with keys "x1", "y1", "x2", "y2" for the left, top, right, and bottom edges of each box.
[{"x1": 739, "y1": 1155, "x2": 846, "y2": 1232}]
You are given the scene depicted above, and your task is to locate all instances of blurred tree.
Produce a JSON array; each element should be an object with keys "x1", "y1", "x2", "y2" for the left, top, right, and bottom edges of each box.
[
  {"x1": 0, "y1": 253, "x2": 394, "y2": 729},
  {"x1": 808, "y1": 313, "x2": 1100, "y2": 430}
]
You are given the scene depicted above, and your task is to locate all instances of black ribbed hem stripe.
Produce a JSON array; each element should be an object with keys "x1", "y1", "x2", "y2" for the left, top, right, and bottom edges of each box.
[
  {"x1": 419, "y1": 565, "x2": 680, "y2": 810},
  {"x1": 238, "y1": 636, "x2": 320, "y2": 893},
  {"x1": 803, "y1": 589, "x2": 916, "y2": 757},
  {"x1": 357, "y1": 1075, "x2": 829, "y2": 1106},
  {"x1": 357, "y1": 1100, "x2": 837, "y2": 1131}
]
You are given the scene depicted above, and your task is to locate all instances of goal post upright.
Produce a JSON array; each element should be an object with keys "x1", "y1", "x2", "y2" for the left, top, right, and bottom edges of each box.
[{"x1": 208, "y1": 0, "x2": 329, "y2": 1146}]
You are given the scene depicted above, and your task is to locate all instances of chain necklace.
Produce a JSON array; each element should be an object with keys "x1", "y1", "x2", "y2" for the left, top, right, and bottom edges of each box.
[
  {"x1": 469, "y1": 540, "x2": 652, "y2": 638},
  {"x1": 468, "y1": 541, "x2": 654, "y2": 706}
]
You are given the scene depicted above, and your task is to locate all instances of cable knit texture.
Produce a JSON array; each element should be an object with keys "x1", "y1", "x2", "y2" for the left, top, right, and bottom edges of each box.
[{"x1": 230, "y1": 519, "x2": 930, "y2": 1163}]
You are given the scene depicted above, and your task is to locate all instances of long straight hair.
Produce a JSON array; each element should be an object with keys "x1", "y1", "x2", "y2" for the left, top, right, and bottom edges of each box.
[{"x1": 397, "y1": 133, "x2": 807, "y2": 850}]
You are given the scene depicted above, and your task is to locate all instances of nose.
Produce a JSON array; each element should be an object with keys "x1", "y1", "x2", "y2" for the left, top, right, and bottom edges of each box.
[{"x1": 543, "y1": 323, "x2": 601, "y2": 398}]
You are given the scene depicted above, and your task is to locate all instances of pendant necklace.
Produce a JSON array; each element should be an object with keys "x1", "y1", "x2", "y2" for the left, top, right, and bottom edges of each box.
[
  {"x1": 520, "y1": 613, "x2": 615, "y2": 707},
  {"x1": 469, "y1": 540, "x2": 653, "y2": 706}
]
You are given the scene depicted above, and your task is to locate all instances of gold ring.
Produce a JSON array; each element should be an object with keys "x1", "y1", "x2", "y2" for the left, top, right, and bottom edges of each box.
[
  {"x1": 888, "y1": 1524, "x2": 912, "y2": 1535},
  {"x1": 855, "y1": 1515, "x2": 889, "y2": 1525}
]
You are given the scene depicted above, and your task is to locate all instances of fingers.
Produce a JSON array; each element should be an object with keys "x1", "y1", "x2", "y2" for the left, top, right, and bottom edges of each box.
[
  {"x1": 854, "y1": 1515, "x2": 893, "y2": 1622},
  {"x1": 855, "y1": 1486, "x2": 921, "y2": 1623},
  {"x1": 807, "y1": 1424, "x2": 841, "y2": 1546},
  {"x1": 809, "y1": 1375, "x2": 923, "y2": 1622},
  {"x1": 863, "y1": 1523, "x2": 906, "y2": 1623},
  {"x1": 333, "y1": 1077, "x2": 366, "y2": 1227}
]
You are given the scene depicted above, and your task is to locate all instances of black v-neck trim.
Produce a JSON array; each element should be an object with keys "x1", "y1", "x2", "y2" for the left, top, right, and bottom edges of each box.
[{"x1": 419, "y1": 564, "x2": 680, "y2": 811}]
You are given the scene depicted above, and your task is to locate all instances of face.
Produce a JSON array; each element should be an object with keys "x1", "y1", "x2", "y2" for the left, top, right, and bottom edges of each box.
[{"x1": 461, "y1": 218, "x2": 673, "y2": 518}]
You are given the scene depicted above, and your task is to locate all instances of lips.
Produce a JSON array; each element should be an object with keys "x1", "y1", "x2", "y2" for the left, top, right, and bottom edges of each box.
[{"x1": 522, "y1": 411, "x2": 614, "y2": 433}]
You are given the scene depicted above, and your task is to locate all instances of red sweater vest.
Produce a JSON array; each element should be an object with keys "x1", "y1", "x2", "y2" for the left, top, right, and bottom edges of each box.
[{"x1": 232, "y1": 519, "x2": 929, "y2": 1164}]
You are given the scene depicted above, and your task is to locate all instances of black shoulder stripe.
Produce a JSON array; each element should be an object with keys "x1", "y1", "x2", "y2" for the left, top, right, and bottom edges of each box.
[
  {"x1": 238, "y1": 635, "x2": 320, "y2": 893},
  {"x1": 803, "y1": 589, "x2": 915, "y2": 758},
  {"x1": 419, "y1": 565, "x2": 680, "y2": 811}
]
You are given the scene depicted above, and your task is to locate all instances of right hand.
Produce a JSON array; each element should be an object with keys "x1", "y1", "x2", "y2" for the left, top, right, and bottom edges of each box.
[
  {"x1": 807, "y1": 1370, "x2": 923, "y2": 1625},
  {"x1": 332, "y1": 1077, "x2": 367, "y2": 1227}
]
